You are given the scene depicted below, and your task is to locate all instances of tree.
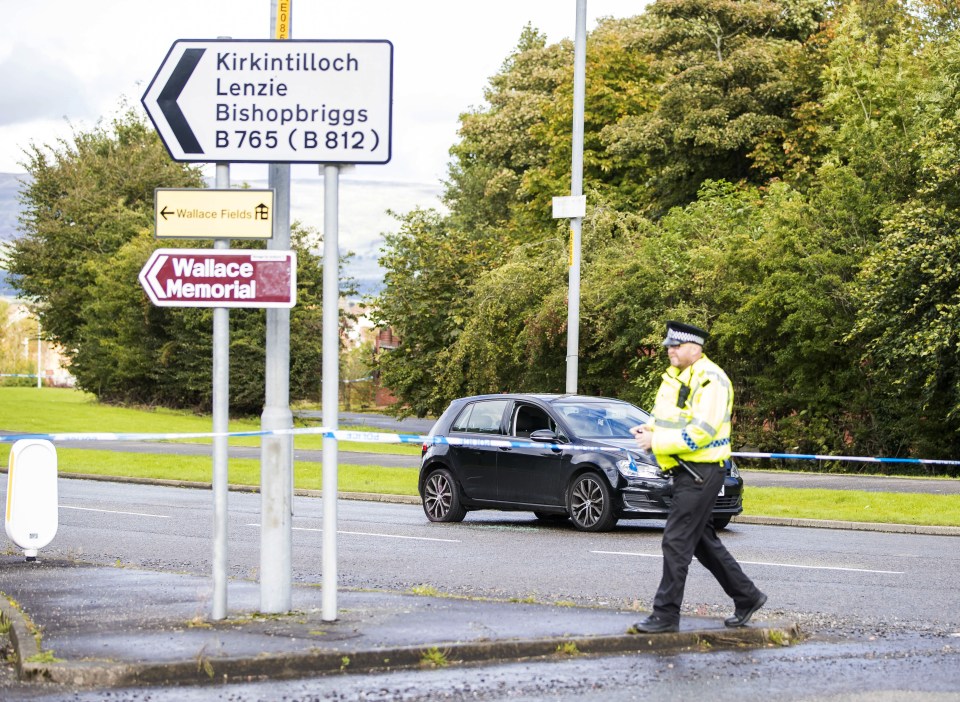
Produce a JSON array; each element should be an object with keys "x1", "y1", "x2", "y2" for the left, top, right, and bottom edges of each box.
[
  {"x1": 435, "y1": 238, "x2": 567, "y2": 399},
  {"x1": 515, "y1": 17, "x2": 659, "y2": 229},
  {"x1": 850, "y1": 27, "x2": 960, "y2": 458},
  {"x1": 602, "y1": 0, "x2": 830, "y2": 214},
  {"x1": 444, "y1": 25, "x2": 568, "y2": 238},
  {"x1": 711, "y1": 173, "x2": 880, "y2": 455},
  {"x1": 445, "y1": 20, "x2": 659, "y2": 238},
  {"x1": 373, "y1": 208, "x2": 506, "y2": 417},
  {"x1": 8, "y1": 109, "x2": 351, "y2": 414},
  {"x1": 816, "y1": 0, "x2": 928, "y2": 215},
  {"x1": 375, "y1": 0, "x2": 960, "y2": 463},
  {"x1": 10, "y1": 110, "x2": 202, "y2": 353},
  {"x1": 70, "y1": 226, "x2": 334, "y2": 414},
  {"x1": 377, "y1": 19, "x2": 658, "y2": 414}
]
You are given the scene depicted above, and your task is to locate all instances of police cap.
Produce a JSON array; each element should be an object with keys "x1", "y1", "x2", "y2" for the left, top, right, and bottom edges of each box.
[{"x1": 662, "y1": 321, "x2": 709, "y2": 347}]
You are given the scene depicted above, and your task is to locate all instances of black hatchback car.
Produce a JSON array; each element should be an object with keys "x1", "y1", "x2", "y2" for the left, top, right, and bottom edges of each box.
[{"x1": 419, "y1": 393, "x2": 743, "y2": 532}]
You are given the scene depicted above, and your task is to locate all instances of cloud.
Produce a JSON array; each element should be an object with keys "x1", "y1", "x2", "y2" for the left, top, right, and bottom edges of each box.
[{"x1": 0, "y1": 44, "x2": 93, "y2": 126}]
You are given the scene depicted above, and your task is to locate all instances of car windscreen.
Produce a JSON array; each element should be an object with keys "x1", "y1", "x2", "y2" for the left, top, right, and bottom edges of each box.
[{"x1": 553, "y1": 400, "x2": 650, "y2": 438}]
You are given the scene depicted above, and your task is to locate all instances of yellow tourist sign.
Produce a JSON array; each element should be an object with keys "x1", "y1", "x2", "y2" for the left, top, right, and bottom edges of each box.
[{"x1": 154, "y1": 188, "x2": 274, "y2": 239}]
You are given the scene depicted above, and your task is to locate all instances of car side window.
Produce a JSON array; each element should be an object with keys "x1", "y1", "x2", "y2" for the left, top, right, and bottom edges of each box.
[
  {"x1": 512, "y1": 405, "x2": 555, "y2": 438},
  {"x1": 451, "y1": 400, "x2": 508, "y2": 434}
]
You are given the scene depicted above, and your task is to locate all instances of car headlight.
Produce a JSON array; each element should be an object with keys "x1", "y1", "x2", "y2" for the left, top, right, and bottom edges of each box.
[
  {"x1": 728, "y1": 461, "x2": 741, "y2": 479},
  {"x1": 616, "y1": 458, "x2": 660, "y2": 479}
]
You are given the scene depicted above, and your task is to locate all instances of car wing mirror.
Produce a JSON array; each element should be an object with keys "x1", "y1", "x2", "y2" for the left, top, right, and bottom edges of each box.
[{"x1": 528, "y1": 429, "x2": 558, "y2": 443}]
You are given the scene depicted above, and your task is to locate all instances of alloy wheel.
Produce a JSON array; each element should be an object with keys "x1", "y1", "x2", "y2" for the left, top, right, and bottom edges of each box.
[
  {"x1": 422, "y1": 468, "x2": 466, "y2": 522},
  {"x1": 424, "y1": 472, "x2": 452, "y2": 519},
  {"x1": 568, "y1": 473, "x2": 616, "y2": 532},
  {"x1": 571, "y1": 477, "x2": 604, "y2": 527}
]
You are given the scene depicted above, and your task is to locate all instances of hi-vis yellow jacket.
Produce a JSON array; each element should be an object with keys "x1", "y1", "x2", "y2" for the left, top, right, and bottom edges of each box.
[{"x1": 648, "y1": 354, "x2": 733, "y2": 470}]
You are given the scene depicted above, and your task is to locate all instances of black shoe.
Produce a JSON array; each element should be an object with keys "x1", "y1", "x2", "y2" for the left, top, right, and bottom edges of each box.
[
  {"x1": 725, "y1": 592, "x2": 767, "y2": 628},
  {"x1": 633, "y1": 615, "x2": 679, "y2": 634}
]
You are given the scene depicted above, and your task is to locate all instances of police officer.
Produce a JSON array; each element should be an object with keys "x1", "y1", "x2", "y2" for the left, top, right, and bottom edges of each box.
[{"x1": 630, "y1": 321, "x2": 766, "y2": 633}]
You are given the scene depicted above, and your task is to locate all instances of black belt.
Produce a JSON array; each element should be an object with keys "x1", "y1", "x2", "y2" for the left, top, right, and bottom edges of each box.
[{"x1": 673, "y1": 458, "x2": 726, "y2": 484}]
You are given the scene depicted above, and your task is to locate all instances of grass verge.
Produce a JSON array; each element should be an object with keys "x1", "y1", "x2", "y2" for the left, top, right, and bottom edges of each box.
[
  {"x1": 0, "y1": 387, "x2": 421, "y2": 455},
  {"x1": 743, "y1": 486, "x2": 960, "y2": 527},
  {"x1": 27, "y1": 448, "x2": 420, "y2": 496}
]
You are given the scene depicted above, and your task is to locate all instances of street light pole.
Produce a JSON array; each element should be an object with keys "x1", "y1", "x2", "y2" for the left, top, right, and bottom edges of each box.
[{"x1": 565, "y1": 0, "x2": 587, "y2": 394}]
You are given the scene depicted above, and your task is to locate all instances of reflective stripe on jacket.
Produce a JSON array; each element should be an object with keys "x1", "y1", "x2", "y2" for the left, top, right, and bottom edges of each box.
[{"x1": 649, "y1": 354, "x2": 733, "y2": 470}]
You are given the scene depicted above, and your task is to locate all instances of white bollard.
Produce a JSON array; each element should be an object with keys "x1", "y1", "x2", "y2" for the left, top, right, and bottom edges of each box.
[{"x1": 5, "y1": 439, "x2": 58, "y2": 561}]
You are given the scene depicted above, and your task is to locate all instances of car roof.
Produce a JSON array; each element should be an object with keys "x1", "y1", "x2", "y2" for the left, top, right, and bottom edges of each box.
[{"x1": 451, "y1": 393, "x2": 635, "y2": 405}]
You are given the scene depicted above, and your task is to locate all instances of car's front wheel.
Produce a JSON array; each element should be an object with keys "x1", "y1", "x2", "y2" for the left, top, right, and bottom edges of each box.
[
  {"x1": 712, "y1": 515, "x2": 731, "y2": 530},
  {"x1": 567, "y1": 473, "x2": 617, "y2": 532},
  {"x1": 422, "y1": 468, "x2": 467, "y2": 523}
]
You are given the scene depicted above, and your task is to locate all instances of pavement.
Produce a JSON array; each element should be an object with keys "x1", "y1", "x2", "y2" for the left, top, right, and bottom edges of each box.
[
  {"x1": 0, "y1": 555, "x2": 799, "y2": 690},
  {"x1": 0, "y1": 467, "x2": 950, "y2": 693}
]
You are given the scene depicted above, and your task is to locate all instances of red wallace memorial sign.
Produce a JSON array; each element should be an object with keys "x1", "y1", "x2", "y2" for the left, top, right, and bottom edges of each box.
[{"x1": 138, "y1": 248, "x2": 297, "y2": 308}]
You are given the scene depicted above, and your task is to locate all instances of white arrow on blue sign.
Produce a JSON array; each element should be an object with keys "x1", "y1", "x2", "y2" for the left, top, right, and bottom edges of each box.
[{"x1": 142, "y1": 39, "x2": 393, "y2": 164}]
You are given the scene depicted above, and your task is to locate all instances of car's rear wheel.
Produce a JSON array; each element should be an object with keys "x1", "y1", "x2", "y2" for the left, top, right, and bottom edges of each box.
[
  {"x1": 567, "y1": 473, "x2": 617, "y2": 532},
  {"x1": 422, "y1": 468, "x2": 467, "y2": 523}
]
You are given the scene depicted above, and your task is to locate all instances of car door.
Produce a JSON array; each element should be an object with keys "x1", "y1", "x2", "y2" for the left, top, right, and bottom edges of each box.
[
  {"x1": 496, "y1": 402, "x2": 564, "y2": 506},
  {"x1": 447, "y1": 399, "x2": 508, "y2": 501}
]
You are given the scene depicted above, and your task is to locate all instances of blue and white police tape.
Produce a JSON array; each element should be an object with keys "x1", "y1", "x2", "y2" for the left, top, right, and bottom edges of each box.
[
  {"x1": 0, "y1": 427, "x2": 638, "y2": 461},
  {"x1": 733, "y1": 451, "x2": 960, "y2": 467},
  {"x1": 1, "y1": 426, "x2": 959, "y2": 467}
]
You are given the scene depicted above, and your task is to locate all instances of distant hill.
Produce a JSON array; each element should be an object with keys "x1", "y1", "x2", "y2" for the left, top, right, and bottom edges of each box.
[
  {"x1": 0, "y1": 172, "x2": 25, "y2": 243},
  {"x1": 0, "y1": 172, "x2": 443, "y2": 298},
  {"x1": 0, "y1": 173, "x2": 25, "y2": 297}
]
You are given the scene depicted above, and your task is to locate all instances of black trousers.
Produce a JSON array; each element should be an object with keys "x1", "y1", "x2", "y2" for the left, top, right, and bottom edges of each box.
[{"x1": 651, "y1": 463, "x2": 761, "y2": 622}]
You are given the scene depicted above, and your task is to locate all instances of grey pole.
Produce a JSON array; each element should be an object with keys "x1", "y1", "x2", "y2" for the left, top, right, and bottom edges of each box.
[
  {"x1": 36, "y1": 324, "x2": 41, "y2": 389},
  {"x1": 566, "y1": 0, "x2": 587, "y2": 394},
  {"x1": 260, "y1": 0, "x2": 294, "y2": 614},
  {"x1": 212, "y1": 161, "x2": 230, "y2": 621},
  {"x1": 321, "y1": 164, "x2": 340, "y2": 621}
]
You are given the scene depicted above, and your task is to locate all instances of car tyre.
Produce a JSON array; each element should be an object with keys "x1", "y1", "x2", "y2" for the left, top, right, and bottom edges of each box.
[
  {"x1": 567, "y1": 473, "x2": 617, "y2": 532},
  {"x1": 422, "y1": 467, "x2": 467, "y2": 523},
  {"x1": 713, "y1": 515, "x2": 731, "y2": 530}
]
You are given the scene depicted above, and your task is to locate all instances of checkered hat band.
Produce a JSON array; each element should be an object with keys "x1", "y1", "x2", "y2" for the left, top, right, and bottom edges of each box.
[{"x1": 667, "y1": 330, "x2": 704, "y2": 345}]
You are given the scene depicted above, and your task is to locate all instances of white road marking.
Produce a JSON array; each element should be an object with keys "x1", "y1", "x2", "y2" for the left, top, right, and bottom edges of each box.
[
  {"x1": 61, "y1": 505, "x2": 171, "y2": 519},
  {"x1": 244, "y1": 524, "x2": 460, "y2": 543},
  {"x1": 591, "y1": 550, "x2": 904, "y2": 575}
]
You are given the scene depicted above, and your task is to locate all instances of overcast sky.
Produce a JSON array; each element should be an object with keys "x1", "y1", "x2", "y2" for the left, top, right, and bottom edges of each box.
[
  {"x1": 0, "y1": 1, "x2": 653, "y2": 291},
  {"x1": 0, "y1": 0, "x2": 650, "y2": 185}
]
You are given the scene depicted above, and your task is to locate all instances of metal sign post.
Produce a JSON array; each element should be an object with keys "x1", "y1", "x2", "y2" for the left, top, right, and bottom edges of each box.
[
  {"x1": 212, "y1": 163, "x2": 230, "y2": 621},
  {"x1": 321, "y1": 164, "x2": 340, "y2": 622},
  {"x1": 260, "y1": 162, "x2": 294, "y2": 615},
  {"x1": 258, "y1": 0, "x2": 295, "y2": 616}
]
